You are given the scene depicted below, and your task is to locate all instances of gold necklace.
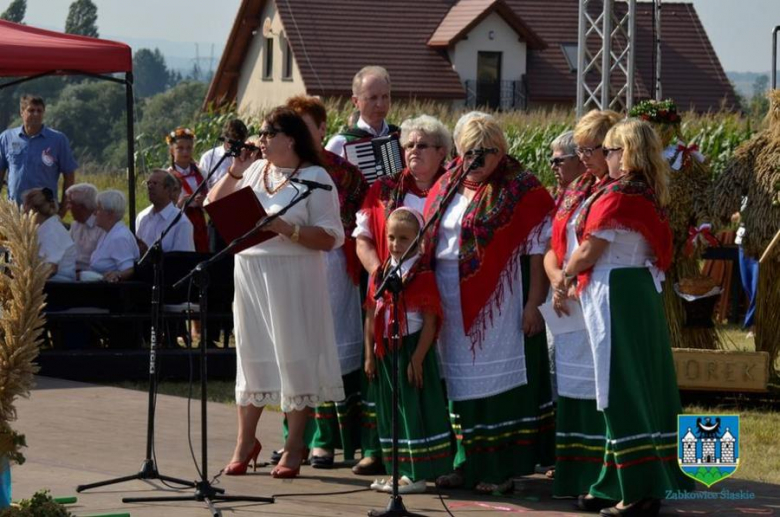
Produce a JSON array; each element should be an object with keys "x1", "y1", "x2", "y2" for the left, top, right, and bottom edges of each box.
[{"x1": 263, "y1": 161, "x2": 301, "y2": 195}]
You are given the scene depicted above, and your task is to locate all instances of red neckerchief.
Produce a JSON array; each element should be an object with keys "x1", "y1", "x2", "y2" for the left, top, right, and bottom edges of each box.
[
  {"x1": 573, "y1": 172, "x2": 672, "y2": 291},
  {"x1": 423, "y1": 156, "x2": 554, "y2": 354},
  {"x1": 550, "y1": 172, "x2": 599, "y2": 267},
  {"x1": 170, "y1": 163, "x2": 205, "y2": 195},
  {"x1": 322, "y1": 150, "x2": 368, "y2": 285},
  {"x1": 365, "y1": 257, "x2": 442, "y2": 359},
  {"x1": 360, "y1": 167, "x2": 443, "y2": 263}
]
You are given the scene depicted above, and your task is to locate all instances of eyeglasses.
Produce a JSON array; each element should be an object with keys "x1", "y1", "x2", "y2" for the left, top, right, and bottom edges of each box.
[
  {"x1": 463, "y1": 147, "x2": 499, "y2": 159},
  {"x1": 403, "y1": 142, "x2": 437, "y2": 151},
  {"x1": 575, "y1": 145, "x2": 603, "y2": 158},
  {"x1": 549, "y1": 154, "x2": 576, "y2": 167},
  {"x1": 604, "y1": 147, "x2": 623, "y2": 157},
  {"x1": 258, "y1": 127, "x2": 283, "y2": 138}
]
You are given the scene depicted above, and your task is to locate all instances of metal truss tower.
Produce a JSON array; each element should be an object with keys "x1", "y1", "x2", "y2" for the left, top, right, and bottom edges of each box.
[{"x1": 575, "y1": 0, "x2": 637, "y2": 118}]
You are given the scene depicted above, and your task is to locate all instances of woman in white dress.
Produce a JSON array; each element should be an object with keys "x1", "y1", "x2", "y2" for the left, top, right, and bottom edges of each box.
[
  {"x1": 23, "y1": 187, "x2": 77, "y2": 282},
  {"x1": 208, "y1": 107, "x2": 345, "y2": 479}
]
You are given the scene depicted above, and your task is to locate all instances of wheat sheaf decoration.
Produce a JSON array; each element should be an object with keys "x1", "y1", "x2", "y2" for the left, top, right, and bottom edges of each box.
[{"x1": 0, "y1": 199, "x2": 48, "y2": 465}]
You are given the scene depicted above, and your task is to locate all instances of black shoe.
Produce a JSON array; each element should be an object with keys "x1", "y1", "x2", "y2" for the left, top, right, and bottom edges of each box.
[
  {"x1": 310, "y1": 455, "x2": 335, "y2": 469},
  {"x1": 578, "y1": 494, "x2": 620, "y2": 512},
  {"x1": 351, "y1": 456, "x2": 385, "y2": 476},
  {"x1": 599, "y1": 499, "x2": 661, "y2": 517},
  {"x1": 269, "y1": 449, "x2": 283, "y2": 465}
]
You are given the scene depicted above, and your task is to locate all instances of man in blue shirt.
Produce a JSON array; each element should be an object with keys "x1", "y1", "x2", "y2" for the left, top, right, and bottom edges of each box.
[{"x1": 0, "y1": 94, "x2": 78, "y2": 217}]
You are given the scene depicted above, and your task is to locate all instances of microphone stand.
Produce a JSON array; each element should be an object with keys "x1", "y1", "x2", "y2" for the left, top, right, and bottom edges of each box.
[
  {"x1": 76, "y1": 139, "x2": 232, "y2": 494},
  {"x1": 123, "y1": 184, "x2": 318, "y2": 516},
  {"x1": 368, "y1": 154, "x2": 485, "y2": 517}
]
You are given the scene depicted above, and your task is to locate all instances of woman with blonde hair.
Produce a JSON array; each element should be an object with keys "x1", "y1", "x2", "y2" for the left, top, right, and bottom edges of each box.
[
  {"x1": 425, "y1": 114, "x2": 555, "y2": 493},
  {"x1": 558, "y1": 119, "x2": 691, "y2": 516},
  {"x1": 544, "y1": 110, "x2": 621, "y2": 501}
]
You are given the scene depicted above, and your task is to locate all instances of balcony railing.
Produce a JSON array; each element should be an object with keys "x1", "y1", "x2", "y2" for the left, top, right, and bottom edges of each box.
[{"x1": 465, "y1": 77, "x2": 528, "y2": 111}]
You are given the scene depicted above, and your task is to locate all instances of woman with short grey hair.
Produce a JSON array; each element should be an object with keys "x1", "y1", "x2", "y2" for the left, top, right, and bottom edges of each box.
[
  {"x1": 354, "y1": 114, "x2": 451, "y2": 275},
  {"x1": 65, "y1": 183, "x2": 98, "y2": 212},
  {"x1": 549, "y1": 130, "x2": 587, "y2": 194},
  {"x1": 84, "y1": 190, "x2": 139, "y2": 282},
  {"x1": 66, "y1": 183, "x2": 105, "y2": 271}
]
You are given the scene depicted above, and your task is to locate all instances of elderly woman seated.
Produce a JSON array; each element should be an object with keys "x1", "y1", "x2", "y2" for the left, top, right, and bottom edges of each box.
[
  {"x1": 23, "y1": 187, "x2": 77, "y2": 282},
  {"x1": 83, "y1": 189, "x2": 140, "y2": 282}
]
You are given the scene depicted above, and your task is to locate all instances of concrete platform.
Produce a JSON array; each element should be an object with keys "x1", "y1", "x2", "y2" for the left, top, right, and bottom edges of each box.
[{"x1": 10, "y1": 377, "x2": 780, "y2": 516}]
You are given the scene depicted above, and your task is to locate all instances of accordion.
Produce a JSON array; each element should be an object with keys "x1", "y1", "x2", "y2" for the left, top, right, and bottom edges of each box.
[{"x1": 344, "y1": 134, "x2": 405, "y2": 184}]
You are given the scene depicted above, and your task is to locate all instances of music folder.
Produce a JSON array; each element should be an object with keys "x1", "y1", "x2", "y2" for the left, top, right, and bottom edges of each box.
[{"x1": 204, "y1": 186, "x2": 275, "y2": 254}]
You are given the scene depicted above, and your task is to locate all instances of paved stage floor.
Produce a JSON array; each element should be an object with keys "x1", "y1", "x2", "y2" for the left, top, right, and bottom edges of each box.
[{"x1": 10, "y1": 377, "x2": 780, "y2": 516}]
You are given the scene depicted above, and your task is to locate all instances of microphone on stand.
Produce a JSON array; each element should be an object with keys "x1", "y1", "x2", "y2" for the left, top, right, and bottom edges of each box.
[{"x1": 290, "y1": 178, "x2": 333, "y2": 191}]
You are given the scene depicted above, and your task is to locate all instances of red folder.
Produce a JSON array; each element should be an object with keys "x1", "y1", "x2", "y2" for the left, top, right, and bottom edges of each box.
[{"x1": 205, "y1": 186, "x2": 276, "y2": 254}]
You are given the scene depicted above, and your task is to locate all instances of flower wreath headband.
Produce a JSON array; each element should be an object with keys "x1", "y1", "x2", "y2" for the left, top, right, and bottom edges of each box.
[
  {"x1": 629, "y1": 99, "x2": 680, "y2": 125},
  {"x1": 165, "y1": 127, "x2": 195, "y2": 145}
]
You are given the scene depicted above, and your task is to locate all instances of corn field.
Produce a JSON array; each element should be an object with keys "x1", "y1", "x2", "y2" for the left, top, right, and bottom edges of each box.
[{"x1": 77, "y1": 100, "x2": 756, "y2": 223}]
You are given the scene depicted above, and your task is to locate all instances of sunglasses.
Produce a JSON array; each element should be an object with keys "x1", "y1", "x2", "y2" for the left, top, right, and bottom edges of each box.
[
  {"x1": 575, "y1": 145, "x2": 603, "y2": 158},
  {"x1": 403, "y1": 142, "x2": 437, "y2": 151},
  {"x1": 604, "y1": 147, "x2": 623, "y2": 157},
  {"x1": 258, "y1": 127, "x2": 283, "y2": 138},
  {"x1": 463, "y1": 147, "x2": 499, "y2": 158},
  {"x1": 549, "y1": 154, "x2": 576, "y2": 167}
]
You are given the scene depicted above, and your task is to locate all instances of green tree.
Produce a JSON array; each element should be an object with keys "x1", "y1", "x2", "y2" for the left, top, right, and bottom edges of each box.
[
  {"x1": 45, "y1": 81, "x2": 126, "y2": 165},
  {"x1": 0, "y1": 0, "x2": 26, "y2": 23},
  {"x1": 133, "y1": 48, "x2": 176, "y2": 98},
  {"x1": 65, "y1": 0, "x2": 99, "y2": 38},
  {"x1": 136, "y1": 81, "x2": 209, "y2": 167}
]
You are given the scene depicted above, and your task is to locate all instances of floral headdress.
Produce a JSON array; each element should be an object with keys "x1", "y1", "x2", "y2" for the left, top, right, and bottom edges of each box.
[
  {"x1": 629, "y1": 99, "x2": 680, "y2": 125},
  {"x1": 165, "y1": 126, "x2": 195, "y2": 145}
]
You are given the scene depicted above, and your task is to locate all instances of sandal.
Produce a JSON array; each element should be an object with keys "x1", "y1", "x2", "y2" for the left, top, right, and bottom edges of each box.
[
  {"x1": 474, "y1": 479, "x2": 514, "y2": 495},
  {"x1": 381, "y1": 476, "x2": 426, "y2": 494},
  {"x1": 435, "y1": 469, "x2": 465, "y2": 489}
]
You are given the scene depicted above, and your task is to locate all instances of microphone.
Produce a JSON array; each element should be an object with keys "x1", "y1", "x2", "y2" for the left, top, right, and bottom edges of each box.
[{"x1": 290, "y1": 178, "x2": 333, "y2": 191}]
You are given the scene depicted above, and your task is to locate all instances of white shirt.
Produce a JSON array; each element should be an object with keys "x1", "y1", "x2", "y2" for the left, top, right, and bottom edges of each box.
[
  {"x1": 69, "y1": 214, "x2": 105, "y2": 271},
  {"x1": 435, "y1": 192, "x2": 470, "y2": 260},
  {"x1": 352, "y1": 192, "x2": 425, "y2": 240},
  {"x1": 380, "y1": 255, "x2": 424, "y2": 337},
  {"x1": 38, "y1": 215, "x2": 77, "y2": 282},
  {"x1": 325, "y1": 117, "x2": 391, "y2": 159},
  {"x1": 135, "y1": 202, "x2": 195, "y2": 252},
  {"x1": 199, "y1": 145, "x2": 233, "y2": 189},
  {"x1": 174, "y1": 163, "x2": 203, "y2": 194},
  {"x1": 226, "y1": 159, "x2": 344, "y2": 256},
  {"x1": 88, "y1": 221, "x2": 140, "y2": 274}
]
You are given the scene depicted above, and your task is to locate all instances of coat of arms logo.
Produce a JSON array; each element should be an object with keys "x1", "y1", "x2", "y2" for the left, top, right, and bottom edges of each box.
[{"x1": 678, "y1": 414, "x2": 740, "y2": 487}]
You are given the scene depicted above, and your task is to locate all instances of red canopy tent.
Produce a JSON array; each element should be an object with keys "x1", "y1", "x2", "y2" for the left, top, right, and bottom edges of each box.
[{"x1": 0, "y1": 20, "x2": 137, "y2": 226}]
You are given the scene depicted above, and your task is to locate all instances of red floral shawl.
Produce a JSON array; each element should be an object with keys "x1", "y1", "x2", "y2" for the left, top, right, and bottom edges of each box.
[
  {"x1": 423, "y1": 156, "x2": 555, "y2": 352},
  {"x1": 574, "y1": 172, "x2": 672, "y2": 290},
  {"x1": 360, "y1": 167, "x2": 443, "y2": 263},
  {"x1": 551, "y1": 172, "x2": 601, "y2": 267},
  {"x1": 365, "y1": 257, "x2": 442, "y2": 359},
  {"x1": 322, "y1": 150, "x2": 368, "y2": 285}
]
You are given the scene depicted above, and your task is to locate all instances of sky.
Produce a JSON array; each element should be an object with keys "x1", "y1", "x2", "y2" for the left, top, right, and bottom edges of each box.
[{"x1": 1, "y1": 0, "x2": 779, "y2": 74}]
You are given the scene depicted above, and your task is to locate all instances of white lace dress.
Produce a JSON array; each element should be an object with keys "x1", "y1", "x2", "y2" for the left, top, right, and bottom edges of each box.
[{"x1": 230, "y1": 160, "x2": 346, "y2": 411}]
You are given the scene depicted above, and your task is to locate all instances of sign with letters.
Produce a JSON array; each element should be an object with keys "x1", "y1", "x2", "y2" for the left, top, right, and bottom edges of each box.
[{"x1": 672, "y1": 349, "x2": 769, "y2": 392}]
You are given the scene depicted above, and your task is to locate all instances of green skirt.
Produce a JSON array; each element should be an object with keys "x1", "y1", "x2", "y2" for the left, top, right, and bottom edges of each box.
[
  {"x1": 450, "y1": 331, "x2": 556, "y2": 488},
  {"x1": 375, "y1": 331, "x2": 453, "y2": 481},
  {"x1": 310, "y1": 369, "x2": 362, "y2": 460},
  {"x1": 553, "y1": 396, "x2": 606, "y2": 497},
  {"x1": 588, "y1": 268, "x2": 694, "y2": 503}
]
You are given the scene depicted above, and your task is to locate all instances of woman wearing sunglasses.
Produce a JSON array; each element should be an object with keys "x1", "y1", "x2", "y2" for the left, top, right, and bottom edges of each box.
[
  {"x1": 543, "y1": 109, "x2": 621, "y2": 504},
  {"x1": 561, "y1": 119, "x2": 692, "y2": 516},
  {"x1": 426, "y1": 113, "x2": 555, "y2": 494},
  {"x1": 349, "y1": 114, "x2": 450, "y2": 475},
  {"x1": 207, "y1": 107, "x2": 344, "y2": 480}
]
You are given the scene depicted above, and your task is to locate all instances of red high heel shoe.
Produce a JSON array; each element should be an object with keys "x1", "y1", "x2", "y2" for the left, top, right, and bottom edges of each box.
[
  {"x1": 224, "y1": 438, "x2": 262, "y2": 476},
  {"x1": 270, "y1": 448, "x2": 308, "y2": 479}
]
